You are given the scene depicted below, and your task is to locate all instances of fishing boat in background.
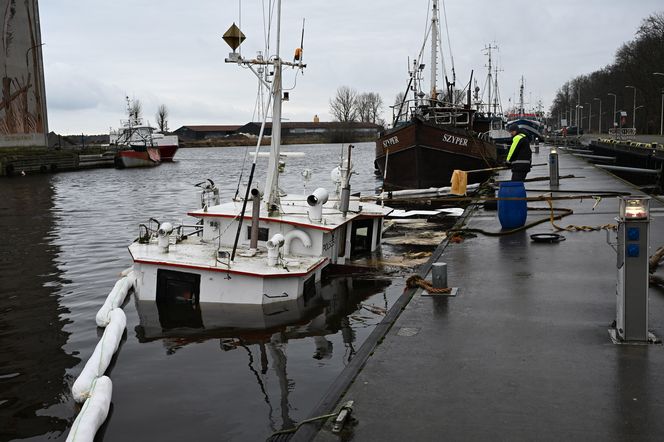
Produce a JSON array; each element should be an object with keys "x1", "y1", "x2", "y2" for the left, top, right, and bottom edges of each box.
[
  {"x1": 506, "y1": 76, "x2": 545, "y2": 143},
  {"x1": 114, "y1": 145, "x2": 161, "y2": 169},
  {"x1": 471, "y1": 44, "x2": 511, "y2": 158},
  {"x1": 128, "y1": 2, "x2": 390, "y2": 308},
  {"x1": 110, "y1": 97, "x2": 179, "y2": 168},
  {"x1": 375, "y1": 0, "x2": 497, "y2": 191}
]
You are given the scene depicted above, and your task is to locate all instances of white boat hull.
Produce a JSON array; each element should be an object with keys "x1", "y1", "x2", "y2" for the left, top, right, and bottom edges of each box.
[{"x1": 132, "y1": 260, "x2": 323, "y2": 305}]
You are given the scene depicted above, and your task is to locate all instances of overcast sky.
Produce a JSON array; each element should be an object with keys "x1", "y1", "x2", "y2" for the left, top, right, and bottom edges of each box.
[{"x1": 40, "y1": 0, "x2": 662, "y2": 134}]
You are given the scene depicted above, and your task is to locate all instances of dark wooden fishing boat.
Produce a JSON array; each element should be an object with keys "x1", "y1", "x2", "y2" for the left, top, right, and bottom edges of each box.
[
  {"x1": 375, "y1": 114, "x2": 497, "y2": 190},
  {"x1": 374, "y1": 0, "x2": 497, "y2": 191}
]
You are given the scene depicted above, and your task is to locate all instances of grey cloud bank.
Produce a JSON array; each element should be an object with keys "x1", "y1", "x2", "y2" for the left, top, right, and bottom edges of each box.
[{"x1": 40, "y1": 0, "x2": 662, "y2": 134}]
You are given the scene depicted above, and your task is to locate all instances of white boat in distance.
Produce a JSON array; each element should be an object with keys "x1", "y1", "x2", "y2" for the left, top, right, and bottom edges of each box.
[
  {"x1": 110, "y1": 98, "x2": 179, "y2": 168},
  {"x1": 128, "y1": 2, "x2": 391, "y2": 307}
]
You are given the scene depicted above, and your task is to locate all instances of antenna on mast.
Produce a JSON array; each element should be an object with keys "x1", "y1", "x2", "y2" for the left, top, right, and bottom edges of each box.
[
  {"x1": 483, "y1": 43, "x2": 498, "y2": 117},
  {"x1": 294, "y1": 18, "x2": 305, "y2": 64}
]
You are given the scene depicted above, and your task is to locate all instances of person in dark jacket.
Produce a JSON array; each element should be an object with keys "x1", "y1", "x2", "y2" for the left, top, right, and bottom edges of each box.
[{"x1": 506, "y1": 124, "x2": 532, "y2": 181}]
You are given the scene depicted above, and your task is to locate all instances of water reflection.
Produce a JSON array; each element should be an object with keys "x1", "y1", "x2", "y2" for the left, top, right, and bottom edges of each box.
[
  {"x1": 0, "y1": 145, "x2": 399, "y2": 440},
  {"x1": 135, "y1": 275, "x2": 389, "y2": 357},
  {"x1": 133, "y1": 274, "x2": 390, "y2": 435},
  {"x1": 0, "y1": 175, "x2": 78, "y2": 439}
]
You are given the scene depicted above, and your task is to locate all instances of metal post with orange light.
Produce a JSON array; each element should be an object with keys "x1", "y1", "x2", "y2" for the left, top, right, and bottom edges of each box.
[{"x1": 612, "y1": 196, "x2": 656, "y2": 343}]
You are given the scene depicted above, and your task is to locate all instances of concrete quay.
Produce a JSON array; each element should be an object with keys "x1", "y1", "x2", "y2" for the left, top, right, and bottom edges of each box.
[{"x1": 299, "y1": 145, "x2": 664, "y2": 441}]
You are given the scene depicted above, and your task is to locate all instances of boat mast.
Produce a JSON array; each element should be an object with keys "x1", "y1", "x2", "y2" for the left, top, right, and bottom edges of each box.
[
  {"x1": 223, "y1": 0, "x2": 306, "y2": 259},
  {"x1": 430, "y1": 0, "x2": 439, "y2": 101},
  {"x1": 519, "y1": 76, "x2": 525, "y2": 116},
  {"x1": 484, "y1": 43, "x2": 497, "y2": 117},
  {"x1": 224, "y1": 0, "x2": 305, "y2": 213},
  {"x1": 263, "y1": 0, "x2": 283, "y2": 212},
  {"x1": 493, "y1": 65, "x2": 500, "y2": 115}
]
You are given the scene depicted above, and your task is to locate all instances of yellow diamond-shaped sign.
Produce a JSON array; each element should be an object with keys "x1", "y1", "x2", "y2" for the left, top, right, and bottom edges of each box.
[{"x1": 223, "y1": 23, "x2": 246, "y2": 51}]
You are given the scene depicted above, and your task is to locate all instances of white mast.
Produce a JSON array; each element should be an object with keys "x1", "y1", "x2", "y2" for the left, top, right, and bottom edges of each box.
[
  {"x1": 224, "y1": 0, "x2": 305, "y2": 214},
  {"x1": 484, "y1": 44, "x2": 498, "y2": 117},
  {"x1": 430, "y1": 0, "x2": 439, "y2": 100},
  {"x1": 263, "y1": 0, "x2": 283, "y2": 212},
  {"x1": 493, "y1": 65, "x2": 501, "y2": 115}
]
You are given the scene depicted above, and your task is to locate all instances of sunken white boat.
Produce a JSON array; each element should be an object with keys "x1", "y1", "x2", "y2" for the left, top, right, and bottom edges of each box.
[{"x1": 129, "y1": 6, "x2": 390, "y2": 307}]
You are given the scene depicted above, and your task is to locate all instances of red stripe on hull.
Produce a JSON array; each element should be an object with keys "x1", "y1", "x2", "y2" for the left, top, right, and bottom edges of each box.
[
  {"x1": 115, "y1": 148, "x2": 161, "y2": 168},
  {"x1": 131, "y1": 256, "x2": 328, "y2": 278},
  {"x1": 158, "y1": 145, "x2": 179, "y2": 161}
]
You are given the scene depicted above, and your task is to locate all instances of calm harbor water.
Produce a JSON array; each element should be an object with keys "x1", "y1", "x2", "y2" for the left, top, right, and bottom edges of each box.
[{"x1": 0, "y1": 143, "x2": 409, "y2": 441}]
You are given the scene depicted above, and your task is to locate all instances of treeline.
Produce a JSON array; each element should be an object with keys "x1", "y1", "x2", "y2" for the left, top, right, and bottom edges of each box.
[
  {"x1": 550, "y1": 12, "x2": 664, "y2": 134},
  {"x1": 329, "y1": 86, "x2": 385, "y2": 127}
]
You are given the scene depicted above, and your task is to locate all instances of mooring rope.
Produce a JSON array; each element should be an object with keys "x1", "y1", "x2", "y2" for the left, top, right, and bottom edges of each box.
[
  {"x1": 544, "y1": 198, "x2": 616, "y2": 232},
  {"x1": 405, "y1": 275, "x2": 452, "y2": 294}
]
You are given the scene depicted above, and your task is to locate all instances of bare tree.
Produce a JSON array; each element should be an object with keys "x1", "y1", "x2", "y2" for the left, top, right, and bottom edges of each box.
[
  {"x1": 366, "y1": 92, "x2": 384, "y2": 125},
  {"x1": 355, "y1": 93, "x2": 372, "y2": 123},
  {"x1": 549, "y1": 12, "x2": 664, "y2": 134},
  {"x1": 355, "y1": 92, "x2": 384, "y2": 125},
  {"x1": 128, "y1": 99, "x2": 142, "y2": 121},
  {"x1": 394, "y1": 92, "x2": 406, "y2": 107},
  {"x1": 329, "y1": 86, "x2": 358, "y2": 122},
  {"x1": 155, "y1": 104, "x2": 169, "y2": 132}
]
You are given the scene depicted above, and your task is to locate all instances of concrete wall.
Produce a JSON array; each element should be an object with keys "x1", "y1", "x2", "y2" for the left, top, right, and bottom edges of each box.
[{"x1": 0, "y1": 0, "x2": 48, "y2": 148}]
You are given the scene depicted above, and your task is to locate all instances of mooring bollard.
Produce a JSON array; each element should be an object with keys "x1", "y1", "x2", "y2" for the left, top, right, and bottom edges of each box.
[
  {"x1": 549, "y1": 147, "x2": 559, "y2": 187},
  {"x1": 432, "y1": 262, "x2": 448, "y2": 288}
]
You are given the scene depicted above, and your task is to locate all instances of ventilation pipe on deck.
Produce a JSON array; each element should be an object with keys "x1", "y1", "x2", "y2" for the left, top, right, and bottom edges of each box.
[
  {"x1": 283, "y1": 229, "x2": 312, "y2": 255},
  {"x1": 250, "y1": 188, "x2": 263, "y2": 250},
  {"x1": 158, "y1": 222, "x2": 174, "y2": 253},
  {"x1": 339, "y1": 145, "x2": 353, "y2": 217},
  {"x1": 307, "y1": 188, "x2": 329, "y2": 222},
  {"x1": 266, "y1": 233, "x2": 285, "y2": 266}
]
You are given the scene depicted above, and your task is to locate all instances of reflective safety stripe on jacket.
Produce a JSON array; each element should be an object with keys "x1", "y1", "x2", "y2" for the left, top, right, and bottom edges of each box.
[{"x1": 507, "y1": 133, "x2": 526, "y2": 162}]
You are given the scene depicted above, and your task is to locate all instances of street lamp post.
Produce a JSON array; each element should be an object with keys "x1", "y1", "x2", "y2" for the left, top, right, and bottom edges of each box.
[
  {"x1": 585, "y1": 102, "x2": 592, "y2": 132},
  {"x1": 608, "y1": 93, "x2": 617, "y2": 131},
  {"x1": 594, "y1": 98, "x2": 602, "y2": 134},
  {"x1": 654, "y1": 73, "x2": 664, "y2": 136},
  {"x1": 625, "y1": 85, "x2": 636, "y2": 131}
]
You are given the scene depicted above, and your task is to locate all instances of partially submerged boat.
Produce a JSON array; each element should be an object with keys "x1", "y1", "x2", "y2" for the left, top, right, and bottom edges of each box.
[
  {"x1": 375, "y1": 0, "x2": 497, "y2": 191},
  {"x1": 129, "y1": 4, "x2": 390, "y2": 307}
]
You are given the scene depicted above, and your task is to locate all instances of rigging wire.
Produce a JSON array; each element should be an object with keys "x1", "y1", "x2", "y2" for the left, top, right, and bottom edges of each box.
[
  {"x1": 238, "y1": 0, "x2": 242, "y2": 57},
  {"x1": 233, "y1": 82, "x2": 264, "y2": 200},
  {"x1": 423, "y1": 0, "x2": 431, "y2": 49},
  {"x1": 440, "y1": 0, "x2": 456, "y2": 85},
  {"x1": 234, "y1": 0, "x2": 276, "y2": 200}
]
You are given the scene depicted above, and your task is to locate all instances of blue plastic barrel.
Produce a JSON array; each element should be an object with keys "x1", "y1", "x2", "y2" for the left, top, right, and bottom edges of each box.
[{"x1": 497, "y1": 181, "x2": 527, "y2": 229}]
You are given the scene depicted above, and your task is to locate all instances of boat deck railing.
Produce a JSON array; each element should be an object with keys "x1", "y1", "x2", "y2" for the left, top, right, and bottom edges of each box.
[{"x1": 393, "y1": 99, "x2": 473, "y2": 128}]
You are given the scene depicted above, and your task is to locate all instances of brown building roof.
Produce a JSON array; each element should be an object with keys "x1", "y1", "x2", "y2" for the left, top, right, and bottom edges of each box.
[
  {"x1": 244, "y1": 121, "x2": 382, "y2": 129},
  {"x1": 176, "y1": 122, "x2": 383, "y2": 133},
  {"x1": 177, "y1": 125, "x2": 243, "y2": 132}
]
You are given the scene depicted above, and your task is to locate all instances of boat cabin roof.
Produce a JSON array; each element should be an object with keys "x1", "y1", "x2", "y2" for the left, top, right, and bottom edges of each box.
[
  {"x1": 188, "y1": 196, "x2": 389, "y2": 232},
  {"x1": 129, "y1": 238, "x2": 327, "y2": 278}
]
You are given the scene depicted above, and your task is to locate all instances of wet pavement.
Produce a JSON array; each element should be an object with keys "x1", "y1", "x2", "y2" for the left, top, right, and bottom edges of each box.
[{"x1": 304, "y1": 145, "x2": 664, "y2": 441}]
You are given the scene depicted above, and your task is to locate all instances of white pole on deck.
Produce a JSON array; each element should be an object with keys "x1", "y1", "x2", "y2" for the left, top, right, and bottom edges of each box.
[{"x1": 263, "y1": 0, "x2": 283, "y2": 212}]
